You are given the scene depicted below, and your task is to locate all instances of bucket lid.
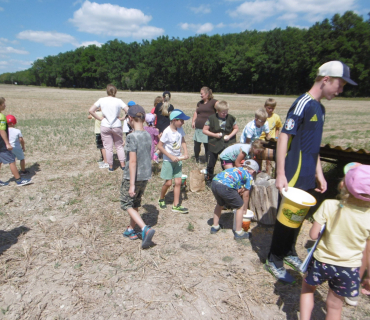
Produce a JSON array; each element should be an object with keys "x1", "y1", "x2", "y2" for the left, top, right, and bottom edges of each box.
[
  {"x1": 282, "y1": 187, "x2": 316, "y2": 206},
  {"x1": 243, "y1": 209, "x2": 254, "y2": 219}
]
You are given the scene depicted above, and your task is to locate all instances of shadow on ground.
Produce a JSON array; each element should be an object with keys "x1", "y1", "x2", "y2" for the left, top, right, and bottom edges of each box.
[{"x1": 0, "y1": 226, "x2": 30, "y2": 255}]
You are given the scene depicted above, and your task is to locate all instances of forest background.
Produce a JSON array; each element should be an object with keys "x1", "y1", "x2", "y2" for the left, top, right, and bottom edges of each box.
[{"x1": 0, "y1": 11, "x2": 369, "y2": 97}]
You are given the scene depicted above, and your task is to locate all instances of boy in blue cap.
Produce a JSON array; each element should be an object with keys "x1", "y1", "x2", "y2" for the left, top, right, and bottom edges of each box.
[{"x1": 157, "y1": 109, "x2": 190, "y2": 213}]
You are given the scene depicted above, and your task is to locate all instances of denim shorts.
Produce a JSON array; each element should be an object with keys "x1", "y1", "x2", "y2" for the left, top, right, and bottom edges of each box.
[
  {"x1": 120, "y1": 179, "x2": 148, "y2": 210},
  {"x1": 305, "y1": 258, "x2": 361, "y2": 297},
  {"x1": 0, "y1": 150, "x2": 16, "y2": 164}
]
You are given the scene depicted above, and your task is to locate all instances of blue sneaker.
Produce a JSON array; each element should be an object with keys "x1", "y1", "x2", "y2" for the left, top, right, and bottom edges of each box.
[
  {"x1": 284, "y1": 255, "x2": 303, "y2": 272},
  {"x1": 15, "y1": 178, "x2": 32, "y2": 186},
  {"x1": 0, "y1": 180, "x2": 9, "y2": 186},
  {"x1": 142, "y1": 226, "x2": 155, "y2": 249},
  {"x1": 264, "y1": 260, "x2": 296, "y2": 284},
  {"x1": 234, "y1": 230, "x2": 251, "y2": 240},
  {"x1": 123, "y1": 228, "x2": 138, "y2": 240},
  {"x1": 210, "y1": 224, "x2": 223, "y2": 234}
]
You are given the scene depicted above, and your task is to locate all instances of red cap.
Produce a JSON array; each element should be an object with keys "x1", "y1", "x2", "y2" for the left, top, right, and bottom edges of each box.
[{"x1": 6, "y1": 115, "x2": 17, "y2": 125}]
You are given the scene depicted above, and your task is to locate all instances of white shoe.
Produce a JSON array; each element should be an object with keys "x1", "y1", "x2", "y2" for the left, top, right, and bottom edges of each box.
[{"x1": 99, "y1": 162, "x2": 109, "y2": 169}]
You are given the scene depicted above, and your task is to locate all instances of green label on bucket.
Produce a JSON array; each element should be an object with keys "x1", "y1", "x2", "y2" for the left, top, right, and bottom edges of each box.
[{"x1": 282, "y1": 208, "x2": 307, "y2": 224}]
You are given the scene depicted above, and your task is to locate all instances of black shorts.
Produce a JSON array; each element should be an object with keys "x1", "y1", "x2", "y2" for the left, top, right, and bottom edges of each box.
[
  {"x1": 211, "y1": 181, "x2": 243, "y2": 209},
  {"x1": 120, "y1": 179, "x2": 148, "y2": 210},
  {"x1": 95, "y1": 134, "x2": 103, "y2": 149}
]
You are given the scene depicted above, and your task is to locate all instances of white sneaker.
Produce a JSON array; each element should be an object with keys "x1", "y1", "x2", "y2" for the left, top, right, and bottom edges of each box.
[{"x1": 99, "y1": 162, "x2": 109, "y2": 169}]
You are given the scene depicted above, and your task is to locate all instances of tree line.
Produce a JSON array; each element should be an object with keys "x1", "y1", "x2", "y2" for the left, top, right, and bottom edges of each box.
[{"x1": 1, "y1": 11, "x2": 369, "y2": 97}]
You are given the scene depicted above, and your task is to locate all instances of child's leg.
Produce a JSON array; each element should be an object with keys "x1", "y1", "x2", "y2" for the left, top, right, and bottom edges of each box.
[
  {"x1": 206, "y1": 151, "x2": 218, "y2": 180},
  {"x1": 326, "y1": 289, "x2": 343, "y2": 320},
  {"x1": 194, "y1": 141, "x2": 201, "y2": 161},
  {"x1": 9, "y1": 162, "x2": 20, "y2": 179},
  {"x1": 160, "y1": 180, "x2": 172, "y2": 200},
  {"x1": 300, "y1": 280, "x2": 316, "y2": 320},
  {"x1": 173, "y1": 177, "x2": 181, "y2": 207},
  {"x1": 235, "y1": 207, "x2": 244, "y2": 232},
  {"x1": 213, "y1": 204, "x2": 222, "y2": 226},
  {"x1": 127, "y1": 207, "x2": 145, "y2": 229},
  {"x1": 20, "y1": 159, "x2": 26, "y2": 172}
]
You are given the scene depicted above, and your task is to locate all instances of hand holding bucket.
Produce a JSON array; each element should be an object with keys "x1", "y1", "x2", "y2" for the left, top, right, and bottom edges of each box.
[{"x1": 276, "y1": 187, "x2": 316, "y2": 228}]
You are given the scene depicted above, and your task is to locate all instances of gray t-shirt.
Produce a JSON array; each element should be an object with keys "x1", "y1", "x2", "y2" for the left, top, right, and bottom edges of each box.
[{"x1": 123, "y1": 130, "x2": 152, "y2": 181}]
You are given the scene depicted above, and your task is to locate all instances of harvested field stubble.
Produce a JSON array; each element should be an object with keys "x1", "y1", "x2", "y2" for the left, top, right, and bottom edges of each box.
[{"x1": 0, "y1": 85, "x2": 369, "y2": 319}]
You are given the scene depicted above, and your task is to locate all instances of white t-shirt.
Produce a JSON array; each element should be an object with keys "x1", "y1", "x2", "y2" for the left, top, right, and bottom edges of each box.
[
  {"x1": 122, "y1": 118, "x2": 132, "y2": 133},
  {"x1": 8, "y1": 128, "x2": 22, "y2": 149},
  {"x1": 94, "y1": 96, "x2": 127, "y2": 128},
  {"x1": 160, "y1": 126, "x2": 185, "y2": 162}
]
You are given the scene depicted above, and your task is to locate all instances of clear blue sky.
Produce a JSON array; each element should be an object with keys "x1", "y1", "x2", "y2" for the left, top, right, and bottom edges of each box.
[{"x1": 0, "y1": 0, "x2": 369, "y2": 74}]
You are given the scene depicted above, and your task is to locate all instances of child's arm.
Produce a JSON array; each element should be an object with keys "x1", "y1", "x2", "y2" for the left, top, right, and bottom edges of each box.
[
  {"x1": 89, "y1": 105, "x2": 104, "y2": 121},
  {"x1": 235, "y1": 150, "x2": 247, "y2": 167},
  {"x1": 224, "y1": 124, "x2": 238, "y2": 141},
  {"x1": 181, "y1": 137, "x2": 189, "y2": 159},
  {"x1": 0, "y1": 130, "x2": 12, "y2": 151},
  {"x1": 315, "y1": 157, "x2": 327, "y2": 193},
  {"x1": 128, "y1": 151, "x2": 137, "y2": 197},
  {"x1": 157, "y1": 141, "x2": 178, "y2": 162},
  {"x1": 19, "y1": 137, "x2": 25, "y2": 151},
  {"x1": 275, "y1": 132, "x2": 290, "y2": 192},
  {"x1": 309, "y1": 220, "x2": 323, "y2": 240},
  {"x1": 203, "y1": 125, "x2": 222, "y2": 139}
]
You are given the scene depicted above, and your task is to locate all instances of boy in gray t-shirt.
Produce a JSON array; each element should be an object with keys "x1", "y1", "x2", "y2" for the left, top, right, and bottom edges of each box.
[{"x1": 120, "y1": 105, "x2": 155, "y2": 249}]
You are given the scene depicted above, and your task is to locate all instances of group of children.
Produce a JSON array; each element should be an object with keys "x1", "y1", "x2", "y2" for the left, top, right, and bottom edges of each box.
[
  {"x1": 0, "y1": 97, "x2": 32, "y2": 186},
  {"x1": 89, "y1": 60, "x2": 369, "y2": 319}
]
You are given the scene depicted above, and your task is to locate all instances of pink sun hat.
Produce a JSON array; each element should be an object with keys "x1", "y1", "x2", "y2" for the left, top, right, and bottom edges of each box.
[{"x1": 345, "y1": 165, "x2": 370, "y2": 202}]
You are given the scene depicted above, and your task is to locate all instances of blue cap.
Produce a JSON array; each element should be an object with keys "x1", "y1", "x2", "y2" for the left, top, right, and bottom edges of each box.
[
  {"x1": 128, "y1": 100, "x2": 136, "y2": 106},
  {"x1": 169, "y1": 109, "x2": 190, "y2": 121}
]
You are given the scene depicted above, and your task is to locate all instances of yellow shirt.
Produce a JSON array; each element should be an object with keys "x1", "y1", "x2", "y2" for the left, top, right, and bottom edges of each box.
[
  {"x1": 313, "y1": 199, "x2": 370, "y2": 267},
  {"x1": 260, "y1": 113, "x2": 282, "y2": 139},
  {"x1": 91, "y1": 111, "x2": 103, "y2": 134}
]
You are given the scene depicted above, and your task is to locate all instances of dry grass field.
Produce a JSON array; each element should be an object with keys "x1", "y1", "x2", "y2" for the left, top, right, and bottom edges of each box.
[{"x1": 0, "y1": 84, "x2": 370, "y2": 320}]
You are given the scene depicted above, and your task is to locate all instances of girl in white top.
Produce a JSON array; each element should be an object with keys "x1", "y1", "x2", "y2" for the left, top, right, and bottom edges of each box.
[{"x1": 89, "y1": 84, "x2": 128, "y2": 171}]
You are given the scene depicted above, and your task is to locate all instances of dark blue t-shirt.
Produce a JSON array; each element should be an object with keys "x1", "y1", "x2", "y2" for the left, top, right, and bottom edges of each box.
[{"x1": 282, "y1": 93, "x2": 325, "y2": 191}]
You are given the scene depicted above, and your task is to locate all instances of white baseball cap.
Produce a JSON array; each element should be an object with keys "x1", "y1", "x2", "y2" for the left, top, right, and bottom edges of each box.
[
  {"x1": 317, "y1": 61, "x2": 357, "y2": 85},
  {"x1": 243, "y1": 159, "x2": 259, "y2": 172}
]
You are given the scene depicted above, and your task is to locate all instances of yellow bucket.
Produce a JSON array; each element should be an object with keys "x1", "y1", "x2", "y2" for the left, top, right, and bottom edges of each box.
[{"x1": 277, "y1": 187, "x2": 316, "y2": 228}]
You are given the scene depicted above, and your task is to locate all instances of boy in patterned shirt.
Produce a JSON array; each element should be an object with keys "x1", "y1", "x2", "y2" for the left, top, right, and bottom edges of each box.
[{"x1": 210, "y1": 160, "x2": 259, "y2": 240}]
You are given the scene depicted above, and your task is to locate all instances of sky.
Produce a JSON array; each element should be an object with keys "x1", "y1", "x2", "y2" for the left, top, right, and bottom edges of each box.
[{"x1": 0, "y1": 0, "x2": 369, "y2": 74}]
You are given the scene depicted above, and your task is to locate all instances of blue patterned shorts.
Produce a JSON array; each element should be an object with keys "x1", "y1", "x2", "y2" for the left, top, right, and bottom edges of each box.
[{"x1": 305, "y1": 258, "x2": 360, "y2": 297}]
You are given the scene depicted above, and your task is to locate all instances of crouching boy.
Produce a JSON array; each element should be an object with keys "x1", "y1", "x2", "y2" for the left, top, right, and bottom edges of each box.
[{"x1": 210, "y1": 160, "x2": 259, "y2": 240}]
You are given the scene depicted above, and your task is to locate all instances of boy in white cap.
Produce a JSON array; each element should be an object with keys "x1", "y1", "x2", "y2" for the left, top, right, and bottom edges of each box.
[
  {"x1": 210, "y1": 159, "x2": 259, "y2": 240},
  {"x1": 265, "y1": 61, "x2": 358, "y2": 283}
]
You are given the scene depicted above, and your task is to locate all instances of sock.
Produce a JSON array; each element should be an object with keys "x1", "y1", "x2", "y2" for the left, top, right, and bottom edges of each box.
[
  {"x1": 212, "y1": 225, "x2": 220, "y2": 230},
  {"x1": 142, "y1": 225, "x2": 147, "y2": 231},
  {"x1": 235, "y1": 229, "x2": 244, "y2": 235},
  {"x1": 127, "y1": 227, "x2": 133, "y2": 231}
]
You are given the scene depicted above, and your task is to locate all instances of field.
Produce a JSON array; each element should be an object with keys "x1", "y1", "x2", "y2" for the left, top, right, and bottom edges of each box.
[{"x1": 0, "y1": 84, "x2": 370, "y2": 320}]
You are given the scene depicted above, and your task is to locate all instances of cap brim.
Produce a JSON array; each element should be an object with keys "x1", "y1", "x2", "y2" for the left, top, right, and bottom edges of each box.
[
  {"x1": 342, "y1": 77, "x2": 358, "y2": 86},
  {"x1": 178, "y1": 114, "x2": 190, "y2": 120}
]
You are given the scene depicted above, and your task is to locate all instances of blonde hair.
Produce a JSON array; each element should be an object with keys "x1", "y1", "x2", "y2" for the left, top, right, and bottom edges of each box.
[
  {"x1": 264, "y1": 98, "x2": 276, "y2": 108},
  {"x1": 160, "y1": 93, "x2": 171, "y2": 116},
  {"x1": 0, "y1": 97, "x2": 5, "y2": 106},
  {"x1": 106, "y1": 84, "x2": 117, "y2": 97},
  {"x1": 154, "y1": 96, "x2": 163, "y2": 107},
  {"x1": 216, "y1": 100, "x2": 229, "y2": 112},
  {"x1": 251, "y1": 139, "x2": 265, "y2": 153},
  {"x1": 201, "y1": 86, "x2": 214, "y2": 100},
  {"x1": 255, "y1": 108, "x2": 268, "y2": 120}
]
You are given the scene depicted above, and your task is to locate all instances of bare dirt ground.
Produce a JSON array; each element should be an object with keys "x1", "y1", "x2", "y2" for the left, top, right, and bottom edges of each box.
[{"x1": 0, "y1": 85, "x2": 370, "y2": 320}]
